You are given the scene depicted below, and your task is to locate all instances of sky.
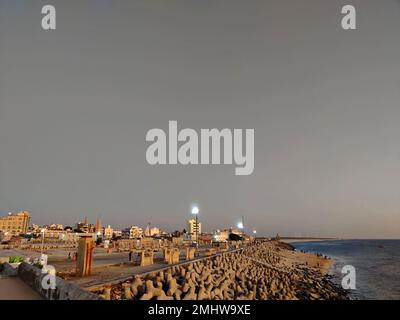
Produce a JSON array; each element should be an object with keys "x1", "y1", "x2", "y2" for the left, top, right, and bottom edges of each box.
[{"x1": 1, "y1": 0, "x2": 400, "y2": 238}]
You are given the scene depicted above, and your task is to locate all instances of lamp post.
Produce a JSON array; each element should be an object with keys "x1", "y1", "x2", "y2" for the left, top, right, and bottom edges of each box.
[
  {"x1": 191, "y1": 206, "x2": 199, "y2": 246},
  {"x1": 237, "y1": 222, "x2": 244, "y2": 236},
  {"x1": 41, "y1": 228, "x2": 45, "y2": 254}
]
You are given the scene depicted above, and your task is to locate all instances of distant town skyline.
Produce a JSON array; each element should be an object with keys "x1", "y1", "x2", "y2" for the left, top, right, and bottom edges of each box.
[{"x1": 1, "y1": 1, "x2": 400, "y2": 239}]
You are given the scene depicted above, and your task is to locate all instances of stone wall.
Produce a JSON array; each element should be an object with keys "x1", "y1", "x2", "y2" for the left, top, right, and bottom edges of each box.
[
  {"x1": 17, "y1": 262, "x2": 101, "y2": 300},
  {"x1": 0, "y1": 262, "x2": 18, "y2": 276}
]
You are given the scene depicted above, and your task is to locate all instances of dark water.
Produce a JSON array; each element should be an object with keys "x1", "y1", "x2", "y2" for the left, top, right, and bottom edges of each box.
[{"x1": 291, "y1": 240, "x2": 400, "y2": 300}]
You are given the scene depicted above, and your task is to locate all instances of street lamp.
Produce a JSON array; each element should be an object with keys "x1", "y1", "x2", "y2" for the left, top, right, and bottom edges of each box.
[
  {"x1": 41, "y1": 228, "x2": 45, "y2": 254},
  {"x1": 191, "y1": 206, "x2": 199, "y2": 245},
  {"x1": 237, "y1": 221, "x2": 244, "y2": 239},
  {"x1": 237, "y1": 215, "x2": 245, "y2": 235}
]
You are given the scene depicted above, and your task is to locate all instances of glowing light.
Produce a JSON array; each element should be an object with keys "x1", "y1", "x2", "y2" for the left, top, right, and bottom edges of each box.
[{"x1": 191, "y1": 206, "x2": 199, "y2": 215}]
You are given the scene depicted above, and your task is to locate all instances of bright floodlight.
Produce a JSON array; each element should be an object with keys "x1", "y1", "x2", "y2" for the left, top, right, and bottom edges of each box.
[
  {"x1": 253, "y1": 230, "x2": 257, "y2": 234},
  {"x1": 191, "y1": 206, "x2": 199, "y2": 215},
  {"x1": 237, "y1": 222, "x2": 244, "y2": 229}
]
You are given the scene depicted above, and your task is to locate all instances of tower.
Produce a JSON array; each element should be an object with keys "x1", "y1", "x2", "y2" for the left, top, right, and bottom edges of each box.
[{"x1": 95, "y1": 217, "x2": 102, "y2": 234}]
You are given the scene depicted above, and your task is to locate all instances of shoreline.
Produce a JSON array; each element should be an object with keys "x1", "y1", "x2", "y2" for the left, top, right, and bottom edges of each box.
[{"x1": 281, "y1": 238, "x2": 339, "y2": 243}]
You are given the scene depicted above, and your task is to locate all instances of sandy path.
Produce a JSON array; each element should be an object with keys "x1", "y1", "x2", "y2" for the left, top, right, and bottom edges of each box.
[{"x1": 0, "y1": 276, "x2": 43, "y2": 300}]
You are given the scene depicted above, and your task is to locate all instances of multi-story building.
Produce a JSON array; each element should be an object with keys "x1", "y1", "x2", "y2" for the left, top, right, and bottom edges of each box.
[
  {"x1": 122, "y1": 225, "x2": 143, "y2": 239},
  {"x1": 0, "y1": 211, "x2": 30, "y2": 235},
  {"x1": 144, "y1": 225, "x2": 161, "y2": 237},
  {"x1": 30, "y1": 224, "x2": 40, "y2": 232},
  {"x1": 104, "y1": 225, "x2": 113, "y2": 239},
  {"x1": 187, "y1": 219, "x2": 202, "y2": 239},
  {"x1": 213, "y1": 229, "x2": 230, "y2": 242},
  {"x1": 95, "y1": 218, "x2": 102, "y2": 234},
  {"x1": 47, "y1": 224, "x2": 64, "y2": 230},
  {"x1": 41, "y1": 229, "x2": 68, "y2": 241},
  {"x1": 75, "y1": 216, "x2": 95, "y2": 233},
  {"x1": 112, "y1": 230, "x2": 122, "y2": 239}
]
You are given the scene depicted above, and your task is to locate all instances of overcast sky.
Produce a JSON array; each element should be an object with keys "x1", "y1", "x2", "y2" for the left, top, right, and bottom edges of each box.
[{"x1": 1, "y1": 0, "x2": 400, "y2": 238}]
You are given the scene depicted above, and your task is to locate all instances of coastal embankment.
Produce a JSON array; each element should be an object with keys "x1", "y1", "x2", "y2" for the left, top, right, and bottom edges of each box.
[{"x1": 92, "y1": 240, "x2": 348, "y2": 300}]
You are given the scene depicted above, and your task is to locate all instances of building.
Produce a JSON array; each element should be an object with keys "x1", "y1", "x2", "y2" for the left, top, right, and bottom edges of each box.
[
  {"x1": 121, "y1": 229, "x2": 130, "y2": 239},
  {"x1": 112, "y1": 230, "x2": 122, "y2": 239},
  {"x1": 144, "y1": 225, "x2": 161, "y2": 237},
  {"x1": 0, "y1": 211, "x2": 30, "y2": 235},
  {"x1": 30, "y1": 224, "x2": 40, "y2": 232},
  {"x1": 75, "y1": 216, "x2": 95, "y2": 233},
  {"x1": 187, "y1": 219, "x2": 202, "y2": 239},
  {"x1": 95, "y1": 218, "x2": 102, "y2": 234},
  {"x1": 213, "y1": 229, "x2": 230, "y2": 242},
  {"x1": 122, "y1": 225, "x2": 143, "y2": 239},
  {"x1": 41, "y1": 229, "x2": 70, "y2": 241},
  {"x1": 43, "y1": 224, "x2": 64, "y2": 231},
  {"x1": 104, "y1": 225, "x2": 113, "y2": 239},
  {"x1": 198, "y1": 233, "x2": 213, "y2": 245}
]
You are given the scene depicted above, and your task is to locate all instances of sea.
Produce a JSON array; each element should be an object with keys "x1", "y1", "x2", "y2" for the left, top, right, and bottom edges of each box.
[{"x1": 291, "y1": 239, "x2": 400, "y2": 300}]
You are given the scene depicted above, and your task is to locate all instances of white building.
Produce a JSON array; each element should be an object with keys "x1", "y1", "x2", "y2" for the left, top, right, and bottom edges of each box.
[
  {"x1": 187, "y1": 219, "x2": 202, "y2": 238},
  {"x1": 144, "y1": 226, "x2": 161, "y2": 237},
  {"x1": 213, "y1": 229, "x2": 229, "y2": 242},
  {"x1": 122, "y1": 225, "x2": 143, "y2": 239},
  {"x1": 104, "y1": 225, "x2": 113, "y2": 239}
]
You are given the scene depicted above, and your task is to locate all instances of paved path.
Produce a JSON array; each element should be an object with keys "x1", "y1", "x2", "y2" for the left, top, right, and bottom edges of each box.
[
  {"x1": 67, "y1": 248, "x2": 241, "y2": 291},
  {"x1": 0, "y1": 276, "x2": 42, "y2": 300}
]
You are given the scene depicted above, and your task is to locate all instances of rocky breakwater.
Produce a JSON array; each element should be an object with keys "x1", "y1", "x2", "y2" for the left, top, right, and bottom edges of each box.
[{"x1": 94, "y1": 241, "x2": 348, "y2": 300}]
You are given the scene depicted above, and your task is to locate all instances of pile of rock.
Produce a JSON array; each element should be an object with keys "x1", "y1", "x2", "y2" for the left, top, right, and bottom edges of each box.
[
  {"x1": 242, "y1": 242, "x2": 283, "y2": 266},
  {"x1": 96, "y1": 243, "x2": 347, "y2": 300}
]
